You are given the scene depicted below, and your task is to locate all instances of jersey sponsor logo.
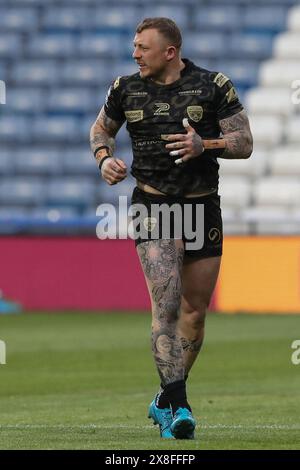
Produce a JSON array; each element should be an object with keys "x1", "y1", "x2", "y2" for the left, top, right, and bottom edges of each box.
[
  {"x1": 208, "y1": 227, "x2": 221, "y2": 243},
  {"x1": 214, "y1": 72, "x2": 230, "y2": 88},
  {"x1": 154, "y1": 103, "x2": 170, "y2": 115},
  {"x1": 178, "y1": 89, "x2": 202, "y2": 96},
  {"x1": 187, "y1": 105, "x2": 203, "y2": 122},
  {"x1": 226, "y1": 87, "x2": 238, "y2": 103},
  {"x1": 125, "y1": 110, "x2": 143, "y2": 122},
  {"x1": 127, "y1": 91, "x2": 148, "y2": 97},
  {"x1": 143, "y1": 217, "x2": 157, "y2": 232}
]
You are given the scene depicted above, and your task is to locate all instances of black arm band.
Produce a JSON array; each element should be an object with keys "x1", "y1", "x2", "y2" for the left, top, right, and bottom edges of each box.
[
  {"x1": 93, "y1": 145, "x2": 110, "y2": 158},
  {"x1": 98, "y1": 155, "x2": 112, "y2": 171}
]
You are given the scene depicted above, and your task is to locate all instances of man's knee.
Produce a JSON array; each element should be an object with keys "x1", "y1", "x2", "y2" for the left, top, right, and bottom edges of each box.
[
  {"x1": 181, "y1": 297, "x2": 207, "y2": 330},
  {"x1": 182, "y1": 308, "x2": 206, "y2": 330}
]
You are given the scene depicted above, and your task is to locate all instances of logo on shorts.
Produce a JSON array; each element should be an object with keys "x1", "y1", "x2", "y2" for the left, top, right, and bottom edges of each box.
[
  {"x1": 208, "y1": 228, "x2": 221, "y2": 243},
  {"x1": 187, "y1": 106, "x2": 203, "y2": 122},
  {"x1": 154, "y1": 103, "x2": 170, "y2": 116},
  {"x1": 143, "y1": 217, "x2": 157, "y2": 232},
  {"x1": 125, "y1": 110, "x2": 143, "y2": 122}
]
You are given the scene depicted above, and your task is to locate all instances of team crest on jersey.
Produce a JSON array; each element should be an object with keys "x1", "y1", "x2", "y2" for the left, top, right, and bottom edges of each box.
[
  {"x1": 187, "y1": 106, "x2": 203, "y2": 122},
  {"x1": 125, "y1": 110, "x2": 143, "y2": 122},
  {"x1": 214, "y1": 72, "x2": 229, "y2": 88},
  {"x1": 154, "y1": 103, "x2": 170, "y2": 116},
  {"x1": 143, "y1": 217, "x2": 157, "y2": 232}
]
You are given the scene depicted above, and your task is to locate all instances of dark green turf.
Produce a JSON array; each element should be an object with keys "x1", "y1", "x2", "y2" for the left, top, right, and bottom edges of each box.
[{"x1": 0, "y1": 312, "x2": 299, "y2": 449}]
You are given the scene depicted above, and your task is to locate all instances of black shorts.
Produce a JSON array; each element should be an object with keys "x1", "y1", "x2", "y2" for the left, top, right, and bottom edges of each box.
[{"x1": 131, "y1": 187, "x2": 223, "y2": 260}]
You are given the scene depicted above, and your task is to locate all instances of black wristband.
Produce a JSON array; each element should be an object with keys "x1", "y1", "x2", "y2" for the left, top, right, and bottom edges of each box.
[
  {"x1": 93, "y1": 145, "x2": 110, "y2": 158},
  {"x1": 98, "y1": 155, "x2": 112, "y2": 172}
]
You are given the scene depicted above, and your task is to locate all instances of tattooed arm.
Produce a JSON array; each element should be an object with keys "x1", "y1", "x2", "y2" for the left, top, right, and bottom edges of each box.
[
  {"x1": 90, "y1": 106, "x2": 123, "y2": 163},
  {"x1": 90, "y1": 107, "x2": 127, "y2": 185},
  {"x1": 218, "y1": 110, "x2": 253, "y2": 159},
  {"x1": 166, "y1": 111, "x2": 253, "y2": 164}
]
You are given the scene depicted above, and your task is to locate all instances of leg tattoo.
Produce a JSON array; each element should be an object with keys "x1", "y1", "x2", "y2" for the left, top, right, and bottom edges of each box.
[{"x1": 138, "y1": 240, "x2": 185, "y2": 386}]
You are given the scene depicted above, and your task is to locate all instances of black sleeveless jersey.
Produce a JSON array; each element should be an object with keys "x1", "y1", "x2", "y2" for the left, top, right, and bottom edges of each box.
[{"x1": 104, "y1": 58, "x2": 243, "y2": 196}]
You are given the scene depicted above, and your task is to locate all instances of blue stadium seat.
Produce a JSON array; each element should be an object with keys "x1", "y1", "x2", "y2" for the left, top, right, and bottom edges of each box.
[
  {"x1": 91, "y1": 7, "x2": 140, "y2": 33},
  {"x1": 0, "y1": 207, "x2": 31, "y2": 234},
  {"x1": 183, "y1": 33, "x2": 227, "y2": 59},
  {"x1": 0, "y1": 177, "x2": 45, "y2": 205},
  {"x1": 229, "y1": 33, "x2": 274, "y2": 59},
  {"x1": 15, "y1": 148, "x2": 62, "y2": 175},
  {"x1": 0, "y1": 115, "x2": 31, "y2": 142},
  {"x1": 24, "y1": 207, "x2": 82, "y2": 235},
  {"x1": 215, "y1": 60, "x2": 260, "y2": 89},
  {"x1": 46, "y1": 88, "x2": 94, "y2": 113},
  {"x1": 6, "y1": 87, "x2": 45, "y2": 113},
  {"x1": 0, "y1": 61, "x2": 6, "y2": 81},
  {"x1": 42, "y1": 7, "x2": 89, "y2": 31},
  {"x1": 31, "y1": 207, "x2": 79, "y2": 219},
  {"x1": 0, "y1": 149, "x2": 13, "y2": 175},
  {"x1": 27, "y1": 34, "x2": 75, "y2": 57},
  {"x1": 78, "y1": 34, "x2": 121, "y2": 58},
  {"x1": 143, "y1": 5, "x2": 189, "y2": 30},
  {"x1": 116, "y1": 145, "x2": 133, "y2": 168},
  {"x1": 11, "y1": 60, "x2": 59, "y2": 85},
  {"x1": 80, "y1": 114, "x2": 97, "y2": 142},
  {"x1": 244, "y1": 6, "x2": 288, "y2": 33},
  {"x1": 96, "y1": 176, "x2": 136, "y2": 205},
  {"x1": 0, "y1": 0, "x2": 48, "y2": 4},
  {"x1": 111, "y1": 61, "x2": 139, "y2": 78},
  {"x1": 60, "y1": 60, "x2": 114, "y2": 86},
  {"x1": 0, "y1": 34, "x2": 22, "y2": 57},
  {"x1": 32, "y1": 116, "x2": 80, "y2": 143},
  {"x1": 63, "y1": 148, "x2": 96, "y2": 175},
  {"x1": 45, "y1": 178, "x2": 95, "y2": 208},
  {"x1": 193, "y1": 6, "x2": 242, "y2": 31},
  {"x1": 0, "y1": 8, "x2": 38, "y2": 31},
  {"x1": 91, "y1": 88, "x2": 108, "y2": 111},
  {"x1": 115, "y1": 124, "x2": 131, "y2": 147}
]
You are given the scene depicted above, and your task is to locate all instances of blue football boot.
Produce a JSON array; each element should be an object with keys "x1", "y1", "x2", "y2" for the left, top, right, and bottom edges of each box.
[
  {"x1": 148, "y1": 397, "x2": 174, "y2": 439},
  {"x1": 170, "y1": 407, "x2": 196, "y2": 439}
]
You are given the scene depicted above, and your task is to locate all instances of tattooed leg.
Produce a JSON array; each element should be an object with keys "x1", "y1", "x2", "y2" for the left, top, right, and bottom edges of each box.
[
  {"x1": 179, "y1": 256, "x2": 221, "y2": 376},
  {"x1": 179, "y1": 299, "x2": 205, "y2": 376},
  {"x1": 137, "y1": 239, "x2": 185, "y2": 386}
]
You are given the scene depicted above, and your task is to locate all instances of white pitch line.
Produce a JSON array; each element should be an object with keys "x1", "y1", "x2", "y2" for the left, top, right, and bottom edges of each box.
[{"x1": 0, "y1": 424, "x2": 300, "y2": 431}]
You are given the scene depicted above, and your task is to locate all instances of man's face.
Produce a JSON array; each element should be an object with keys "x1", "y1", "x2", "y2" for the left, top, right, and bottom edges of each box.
[{"x1": 132, "y1": 29, "x2": 170, "y2": 79}]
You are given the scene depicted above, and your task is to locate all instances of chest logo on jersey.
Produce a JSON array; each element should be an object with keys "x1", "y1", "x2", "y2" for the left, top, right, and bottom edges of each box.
[
  {"x1": 125, "y1": 110, "x2": 143, "y2": 122},
  {"x1": 179, "y1": 90, "x2": 202, "y2": 96},
  {"x1": 154, "y1": 103, "x2": 170, "y2": 116},
  {"x1": 187, "y1": 105, "x2": 203, "y2": 122}
]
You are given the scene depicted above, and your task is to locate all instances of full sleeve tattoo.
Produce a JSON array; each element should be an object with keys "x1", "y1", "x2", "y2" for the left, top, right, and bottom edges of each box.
[
  {"x1": 219, "y1": 110, "x2": 253, "y2": 159},
  {"x1": 90, "y1": 106, "x2": 124, "y2": 165}
]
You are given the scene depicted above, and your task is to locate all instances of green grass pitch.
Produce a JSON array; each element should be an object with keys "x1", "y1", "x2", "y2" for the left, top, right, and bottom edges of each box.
[{"x1": 0, "y1": 312, "x2": 299, "y2": 450}]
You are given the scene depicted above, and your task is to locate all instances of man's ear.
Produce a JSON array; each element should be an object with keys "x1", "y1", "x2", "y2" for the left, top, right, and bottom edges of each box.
[{"x1": 165, "y1": 46, "x2": 177, "y2": 61}]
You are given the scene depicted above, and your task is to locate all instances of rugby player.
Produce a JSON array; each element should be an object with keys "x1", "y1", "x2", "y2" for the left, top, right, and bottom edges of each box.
[{"x1": 90, "y1": 17, "x2": 253, "y2": 439}]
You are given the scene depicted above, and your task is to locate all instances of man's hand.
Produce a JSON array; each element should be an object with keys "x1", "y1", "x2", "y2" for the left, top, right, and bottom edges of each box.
[
  {"x1": 164, "y1": 118, "x2": 204, "y2": 165},
  {"x1": 101, "y1": 157, "x2": 127, "y2": 185}
]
